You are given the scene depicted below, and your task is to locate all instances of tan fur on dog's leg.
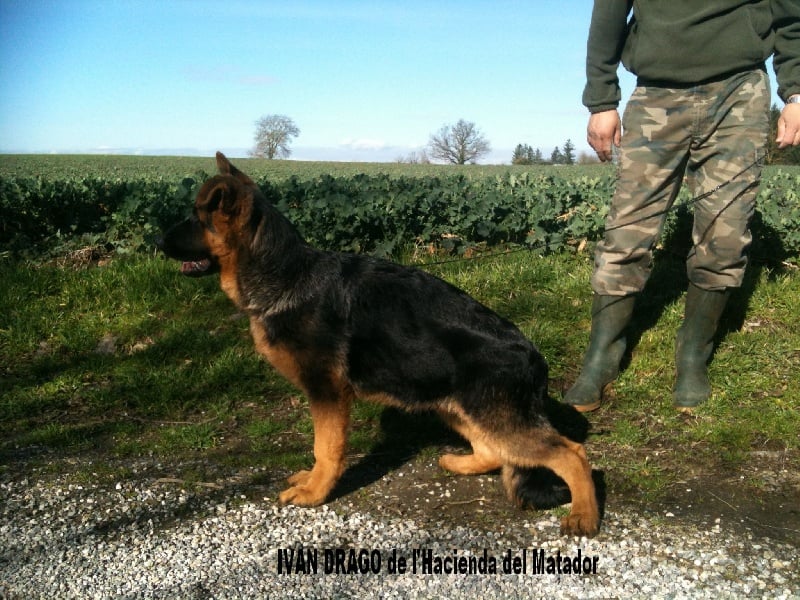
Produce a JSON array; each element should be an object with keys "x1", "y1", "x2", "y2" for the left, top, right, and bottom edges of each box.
[
  {"x1": 494, "y1": 430, "x2": 599, "y2": 537},
  {"x1": 534, "y1": 438, "x2": 599, "y2": 537},
  {"x1": 279, "y1": 395, "x2": 351, "y2": 506},
  {"x1": 437, "y1": 409, "x2": 503, "y2": 474}
]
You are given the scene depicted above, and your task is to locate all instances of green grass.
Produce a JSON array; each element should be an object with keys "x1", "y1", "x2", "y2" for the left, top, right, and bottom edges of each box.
[{"x1": 1, "y1": 249, "x2": 798, "y2": 505}]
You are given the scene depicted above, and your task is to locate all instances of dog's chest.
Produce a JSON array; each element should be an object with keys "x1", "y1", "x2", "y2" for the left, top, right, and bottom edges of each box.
[{"x1": 248, "y1": 316, "x2": 304, "y2": 388}]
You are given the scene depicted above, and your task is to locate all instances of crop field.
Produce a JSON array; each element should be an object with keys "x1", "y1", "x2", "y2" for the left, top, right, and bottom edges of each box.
[
  {"x1": 2, "y1": 154, "x2": 799, "y2": 262},
  {"x1": 0, "y1": 153, "x2": 614, "y2": 181}
]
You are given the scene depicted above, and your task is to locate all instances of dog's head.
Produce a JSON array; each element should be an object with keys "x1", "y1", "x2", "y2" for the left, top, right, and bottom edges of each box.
[{"x1": 157, "y1": 152, "x2": 258, "y2": 277}]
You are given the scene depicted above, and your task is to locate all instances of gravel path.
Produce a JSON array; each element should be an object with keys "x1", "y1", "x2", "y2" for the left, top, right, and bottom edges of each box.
[{"x1": 1, "y1": 464, "x2": 798, "y2": 599}]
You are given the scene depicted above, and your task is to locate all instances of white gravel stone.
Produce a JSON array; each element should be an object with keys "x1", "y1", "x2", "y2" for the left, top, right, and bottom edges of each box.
[{"x1": 1, "y1": 471, "x2": 798, "y2": 599}]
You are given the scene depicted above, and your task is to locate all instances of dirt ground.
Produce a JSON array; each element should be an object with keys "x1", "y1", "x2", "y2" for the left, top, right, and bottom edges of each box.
[
  {"x1": 331, "y1": 450, "x2": 800, "y2": 546},
  {"x1": 327, "y1": 448, "x2": 800, "y2": 543},
  {"x1": 4, "y1": 406, "x2": 798, "y2": 546},
  {"x1": 243, "y1": 407, "x2": 800, "y2": 546}
]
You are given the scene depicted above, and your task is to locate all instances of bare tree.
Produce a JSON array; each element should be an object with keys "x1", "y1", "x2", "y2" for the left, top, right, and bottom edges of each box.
[
  {"x1": 250, "y1": 114, "x2": 300, "y2": 159},
  {"x1": 395, "y1": 149, "x2": 431, "y2": 164},
  {"x1": 427, "y1": 119, "x2": 491, "y2": 164}
]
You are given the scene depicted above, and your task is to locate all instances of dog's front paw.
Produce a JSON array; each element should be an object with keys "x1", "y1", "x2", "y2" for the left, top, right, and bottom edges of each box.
[
  {"x1": 286, "y1": 469, "x2": 312, "y2": 486},
  {"x1": 279, "y1": 470, "x2": 329, "y2": 506},
  {"x1": 278, "y1": 484, "x2": 327, "y2": 507},
  {"x1": 560, "y1": 512, "x2": 600, "y2": 538}
]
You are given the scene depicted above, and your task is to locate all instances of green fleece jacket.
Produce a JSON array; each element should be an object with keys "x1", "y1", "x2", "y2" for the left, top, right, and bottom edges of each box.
[{"x1": 583, "y1": 0, "x2": 800, "y2": 112}]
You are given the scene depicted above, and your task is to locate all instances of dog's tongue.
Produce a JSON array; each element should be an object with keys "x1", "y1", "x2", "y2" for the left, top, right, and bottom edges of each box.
[{"x1": 180, "y1": 260, "x2": 211, "y2": 276}]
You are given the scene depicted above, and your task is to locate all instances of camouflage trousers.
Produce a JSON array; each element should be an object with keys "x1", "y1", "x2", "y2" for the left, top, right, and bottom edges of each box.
[{"x1": 592, "y1": 68, "x2": 771, "y2": 296}]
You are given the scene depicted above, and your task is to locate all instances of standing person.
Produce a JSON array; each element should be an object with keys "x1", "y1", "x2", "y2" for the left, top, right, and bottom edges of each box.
[{"x1": 567, "y1": 1, "x2": 800, "y2": 413}]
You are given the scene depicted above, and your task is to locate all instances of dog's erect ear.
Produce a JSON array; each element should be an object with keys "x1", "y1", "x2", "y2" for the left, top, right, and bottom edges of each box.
[
  {"x1": 216, "y1": 151, "x2": 255, "y2": 186},
  {"x1": 216, "y1": 151, "x2": 233, "y2": 175},
  {"x1": 205, "y1": 181, "x2": 239, "y2": 217}
]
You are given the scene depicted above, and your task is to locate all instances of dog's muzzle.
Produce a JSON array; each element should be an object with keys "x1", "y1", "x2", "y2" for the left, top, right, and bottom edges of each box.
[{"x1": 156, "y1": 221, "x2": 217, "y2": 277}]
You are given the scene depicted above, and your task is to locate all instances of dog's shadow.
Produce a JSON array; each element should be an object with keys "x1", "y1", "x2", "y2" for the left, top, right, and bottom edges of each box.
[
  {"x1": 329, "y1": 407, "x2": 459, "y2": 500},
  {"x1": 329, "y1": 398, "x2": 607, "y2": 518}
]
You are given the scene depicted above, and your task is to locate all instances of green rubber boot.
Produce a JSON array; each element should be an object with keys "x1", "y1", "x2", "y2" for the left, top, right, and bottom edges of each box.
[
  {"x1": 564, "y1": 294, "x2": 636, "y2": 412},
  {"x1": 673, "y1": 284, "x2": 731, "y2": 412}
]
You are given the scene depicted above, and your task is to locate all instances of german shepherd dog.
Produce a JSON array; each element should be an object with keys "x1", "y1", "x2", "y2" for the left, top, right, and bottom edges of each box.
[{"x1": 158, "y1": 153, "x2": 600, "y2": 537}]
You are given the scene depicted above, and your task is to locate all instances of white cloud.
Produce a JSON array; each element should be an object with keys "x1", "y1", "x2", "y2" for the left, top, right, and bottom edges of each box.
[{"x1": 338, "y1": 137, "x2": 389, "y2": 151}]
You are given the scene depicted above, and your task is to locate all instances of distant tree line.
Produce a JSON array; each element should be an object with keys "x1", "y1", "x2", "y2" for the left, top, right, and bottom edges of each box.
[
  {"x1": 248, "y1": 108, "x2": 800, "y2": 166},
  {"x1": 511, "y1": 139, "x2": 588, "y2": 165}
]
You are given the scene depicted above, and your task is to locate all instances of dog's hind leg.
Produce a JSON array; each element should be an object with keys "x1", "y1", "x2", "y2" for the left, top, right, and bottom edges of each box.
[
  {"x1": 437, "y1": 410, "x2": 503, "y2": 475},
  {"x1": 279, "y1": 391, "x2": 352, "y2": 507},
  {"x1": 500, "y1": 431, "x2": 599, "y2": 537}
]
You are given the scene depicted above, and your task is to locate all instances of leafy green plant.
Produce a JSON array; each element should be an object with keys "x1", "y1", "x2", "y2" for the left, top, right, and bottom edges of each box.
[{"x1": 1, "y1": 157, "x2": 799, "y2": 263}]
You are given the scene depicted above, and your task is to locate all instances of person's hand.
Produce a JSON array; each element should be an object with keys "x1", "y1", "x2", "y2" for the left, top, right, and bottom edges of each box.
[
  {"x1": 587, "y1": 109, "x2": 622, "y2": 162},
  {"x1": 776, "y1": 100, "x2": 800, "y2": 148}
]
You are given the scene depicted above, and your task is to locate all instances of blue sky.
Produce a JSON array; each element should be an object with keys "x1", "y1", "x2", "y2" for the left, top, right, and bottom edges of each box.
[{"x1": 0, "y1": 1, "x2": 781, "y2": 163}]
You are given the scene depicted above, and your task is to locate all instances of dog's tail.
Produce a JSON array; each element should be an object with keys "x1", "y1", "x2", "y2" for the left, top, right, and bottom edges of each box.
[{"x1": 503, "y1": 466, "x2": 572, "y2": 510}]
